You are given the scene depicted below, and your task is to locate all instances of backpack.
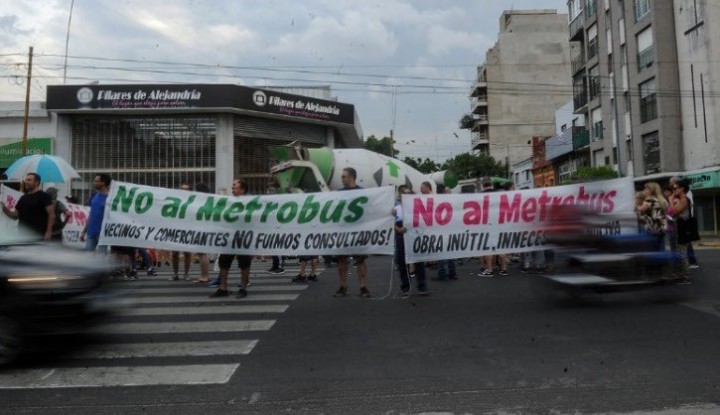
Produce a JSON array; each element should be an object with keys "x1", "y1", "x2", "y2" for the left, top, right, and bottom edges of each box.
[
  {"x1": 644, "y1": 198, "x2": 666, "y2": 235},
  {"x1": 52, "y1": 200, "x2": 68, "y2": 235}
]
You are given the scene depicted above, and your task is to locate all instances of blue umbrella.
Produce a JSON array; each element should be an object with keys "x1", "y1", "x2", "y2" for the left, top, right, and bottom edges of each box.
[{"x1": 4, "y1": 155, "x2": 80, "y2": 184}]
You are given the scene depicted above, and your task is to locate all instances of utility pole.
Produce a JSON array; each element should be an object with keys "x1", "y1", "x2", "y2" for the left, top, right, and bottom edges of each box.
[
  {"x1": 389, "y1": 129, "x2": 394, "y2": 158},
  {"x1": 21, "y1": 46, "x2": 34, "y2": 157},
  {"x1": 63, "y1": 0, "x2": 75, "y2": 84}
]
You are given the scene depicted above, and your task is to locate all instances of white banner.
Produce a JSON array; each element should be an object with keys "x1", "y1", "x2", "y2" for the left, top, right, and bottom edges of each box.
[
  {"x1": 100, "y1": 182, "x2": 396, "y2": 255},
  {"x1": 61, "y1": 203, "x2": 90, "y2": 249},
  {"x1": 0, "y1": 184, "x2": 22, "y2": 235},
  {"x1": 402, "y1": 177, "x2": 636, "y2": 262}
]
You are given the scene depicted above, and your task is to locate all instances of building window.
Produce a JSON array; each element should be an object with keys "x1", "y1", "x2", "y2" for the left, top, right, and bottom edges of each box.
[
  {"x1": 639, "y1": 78, "x2": 657, "y2": 122},
  {"x1": 641, "y1": 131, "x2": 660, "y2": 174},
  {"x1": 636, "y1": 26, "x2": 654, "y2": 71},
  {"x1": 587, "y1": 24, "x2": 599, "y2": 60},
  {"x1": 589, "y1": 65, "x2": 601, "y2": 99},
  {"x1": 585, "y1": 0, "x2": 597, "y2": 19},
  {"x1": 634, "y1": 0, "x2": 651, "y2": 22}
]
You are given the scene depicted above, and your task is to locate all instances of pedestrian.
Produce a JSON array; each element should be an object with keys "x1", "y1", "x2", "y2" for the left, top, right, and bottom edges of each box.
[
  {"x1": 635, "y1": 181, "x2": 667, "y2": 251},
  {"x1": 670, "y1": 179, "x2": 693, "y2": 283},
  {"x1": 291, "y1": 256, "x2": 319, "y2": 283},
  {"x1": 1, "y1": 173, "x2": 55, "y2": 240},
  {"x1": 394, "y1": 185, "x2": 429, "y2": 297},
  {"x1": 209, "y1": 179, "x2": 253, "y2": 298},
  {"x1": 191, "y1": 182, "x2": 212, "y2": 285},
  {"x1": 333, "y1": 167, "x2": 370, "y2": 298},
  {"x1": 433, "y1": 183, "x2": 457, "y2": 281},
  {"x1": 171, "y1": 182, "x2": 192, "y2": 281},
  {"x1": 670, "y1": 176, "x2": 699, "y2": 268},
  {"x1": 45, "y1": 186, "x2": 72, "y2": 242},
  {"x1": 80, "y1": 173, "x2": 111, "y2": 252}
]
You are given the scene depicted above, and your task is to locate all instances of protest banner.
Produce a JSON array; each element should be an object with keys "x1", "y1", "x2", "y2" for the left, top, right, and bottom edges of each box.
[
  {"x1": 0, "y1": 184, "x2": 21, "y2": 236},
  {"x1": 99, "y1": 182, "x2": 396, "y2": 255},
  {"x1": 62, "y1": 202, "x2": 90, "y2": 249},
  {"x1": 402, "y1": 177, "x2": 636, "y2": 262}
]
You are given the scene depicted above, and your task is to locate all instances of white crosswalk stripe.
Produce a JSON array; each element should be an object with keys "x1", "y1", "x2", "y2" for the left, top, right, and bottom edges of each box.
[{"x1": 0, "y1": 271, "x2": 314, "y2": 389}]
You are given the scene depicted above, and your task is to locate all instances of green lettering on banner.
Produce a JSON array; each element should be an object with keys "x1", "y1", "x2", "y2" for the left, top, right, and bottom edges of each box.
[
  {"x1": 223, "y1": 201, "x2": 244, "y2": 223},
  {"x1": 196, "y1": 196, "x2": 228, "y2": 222},
  {"x1": 344, "y1": 196, "x2": 368, "y2": 223},
  {"x1": 112, "y1": 186, "x2": 138, "y2": 212},
  {"x1": 135, "y1": 192, "x2": 154, "y2": 213},
  {"x1": 161, "y1": 197, "x2": 182, "y2": 218}
]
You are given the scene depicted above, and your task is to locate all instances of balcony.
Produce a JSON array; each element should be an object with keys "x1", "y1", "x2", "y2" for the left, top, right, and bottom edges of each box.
[
  {"x1": 470, "y1": 80, "x2": 487, "y2": 97},
  {"x1": 471, "y1": 114, "x2": 489, "y2": 131},
  {"x1": 471, "y1": 132, "x2": 489, "y2": 150},
  {"x1": 571, "y1": 52, "x2": 586, "y2": 75},
  {"x1": 572, "y1": 128, "x2": 590, "y2": 149},
  {"x1": 573, "y1": 91, "x2": 588, "y2": 112},
  {"x1": 471, "y1": 95, "x2": 488, "y2": 114},
  {"x1": 569, "y1": 11, "x2": 585, "y2": 40}
]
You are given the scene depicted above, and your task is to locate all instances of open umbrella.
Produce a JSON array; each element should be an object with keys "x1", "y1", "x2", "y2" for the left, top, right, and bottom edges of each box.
[{"x1": 4, "y1": 155, "x2": 80, "y2": 184}]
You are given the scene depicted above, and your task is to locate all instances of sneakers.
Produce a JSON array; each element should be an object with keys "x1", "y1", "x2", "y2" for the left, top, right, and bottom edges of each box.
[
  {"x1": 417, "y1": 289, "x2": 430, "y2": 297},
  {"x1": 359, "y1": 287, "x2": 371, "y2": 298},
  {"x1": 169, "y1": 274, "x2": 180, "y2": 281},
  {"x1": 268, "y1": 267, "x2": 285, "y2": 274},
  {"x1": 498, "y1": 269, "x2": 509, "y2": 276},
  {"x1": 291, "y1": 275, "x2": 308, "y2": 283},
  {"x1": 124, "y1": 270, "x2": 138, "y2": 281},
  {"x1": 236, "y1": 288, "x2": 248, "y2": 298},
  {"x1": 689, "y1": 264, "x2": 700, "y2": 269},
  {"x1": 146, "y1": 268, "x2": 157, "y2": 276},
  {"x1": 209, "y1": 289, "x2": 229, "y2": 298},
  {"x1": 307, "y1": 274, "x2": 318, "y2": 282},
  {"x1": 333, "y1": 286, "x2": 348, "y2": 298},
  {"x1": 478, "y1": 270, "x2": 494, "y2": 278},
  {"x1": 206, "y1": 278, "x2": 220, "y2": 288},
  {"x1": 400, "y1": 290, "x2": 410, "y2": 298}
]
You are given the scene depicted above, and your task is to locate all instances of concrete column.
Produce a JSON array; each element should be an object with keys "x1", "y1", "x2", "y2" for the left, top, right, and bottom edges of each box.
[{"x1": 215, "y1": 114, "x2": 234, "y2": 194}]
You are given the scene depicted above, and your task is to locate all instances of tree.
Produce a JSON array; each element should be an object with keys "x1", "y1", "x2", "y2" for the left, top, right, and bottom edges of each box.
[
  {"x1": 441, "y1": 152, "x2": 506, "y2": 180},
  {"x1": 363, "y1": 135, "x2": 398, "y2": 158},
  {"x1": 402, "y1": 157, "x2": 441, "y2": 174},
  {"x1": 570, "y1": 166, "x2": 619, "y2": 181}
]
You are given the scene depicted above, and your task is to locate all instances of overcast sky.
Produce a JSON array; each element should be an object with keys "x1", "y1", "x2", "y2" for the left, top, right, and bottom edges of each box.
[{"x1": 1, "y1": 0, "x2": 567, "y2": 161}]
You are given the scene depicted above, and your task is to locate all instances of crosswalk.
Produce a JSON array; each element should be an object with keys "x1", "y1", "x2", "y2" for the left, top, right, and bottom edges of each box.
[{"x1": 0, "y1": 264, "x2": 323, "y2": 389}]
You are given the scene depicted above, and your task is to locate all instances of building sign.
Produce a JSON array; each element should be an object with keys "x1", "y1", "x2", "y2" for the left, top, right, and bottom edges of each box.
[
  {"x1": 0, "y1": 138, "x2": 52, "y2": 168},
  {"x1": 46, "y1": 84, "x2": 355, "y2": 124},
  {"x1": 686, "y1": 170, "x2": 720, "y2": 190}
]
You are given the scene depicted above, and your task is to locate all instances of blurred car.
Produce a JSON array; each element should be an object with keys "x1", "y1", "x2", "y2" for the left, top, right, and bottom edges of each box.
[{"x1": 0, "y1": 230, "x2": 120, "y2": 366}]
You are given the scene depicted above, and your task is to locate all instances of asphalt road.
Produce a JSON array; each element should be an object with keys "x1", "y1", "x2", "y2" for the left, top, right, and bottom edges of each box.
[{"x1": 3, "y1": 250, "x2": 720, "y2": 415}]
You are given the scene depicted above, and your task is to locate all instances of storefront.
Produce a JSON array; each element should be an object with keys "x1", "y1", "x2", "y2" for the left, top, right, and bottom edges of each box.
[
  {"x1": 684, "y1": 169, "x2": 720, "y2": 235},
  {"x1": 45, "y1": 84, "x2": 362, "y2": 201}
]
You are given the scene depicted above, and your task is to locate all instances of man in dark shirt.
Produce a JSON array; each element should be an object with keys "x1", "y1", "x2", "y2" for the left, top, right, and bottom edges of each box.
[
  {"x1": 2, "y1": 173, "x2": 55, "y2": 240},
  {"x1": 333, "y1": 167, "x2": 370, "y2": 298}
]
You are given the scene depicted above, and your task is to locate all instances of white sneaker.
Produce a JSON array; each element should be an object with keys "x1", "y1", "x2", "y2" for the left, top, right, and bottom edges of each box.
[{"x1": 689, "y1": 264, "x2": 700, "y2": 269}]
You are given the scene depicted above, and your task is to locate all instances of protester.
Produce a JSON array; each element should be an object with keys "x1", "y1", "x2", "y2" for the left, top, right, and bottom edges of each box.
[
  {"x1": 394, "y1": 185, "x2": 429, "y2": 297},
  {"x1": 433, "y1": 183, "x2": 457, "y2": 281},
  {"x1": 80, "y1": 173, "x2": 111, "y2": 252},
  {"x1": 209, "y1": 179, "x2": 253, "y2": 298},
  {"x1": 636, "y1": 181, "x2": 667, "y2": 251},
  {"x1": 171, "y1": 182, "x2": 193, "y2": 281},
  {"x1": 291, "y1": 256, "x2": 319, "y2": 283},
  {"x1": 670, "y1": 179, "x2": 692, "y2": 283},
  {"x1": 1, "y1": 173, "x2": 55, "y2": 240},
  {"x1": 670, "y1": 176, "x2": 699, "y2": 268},
  {"x1": 333, "y1": 167, "x2": 370, "y2": 298},
  {"x1": 45, "y1": 186, "x2": 71, "y2": 242},
  {"x1": 191, "y1": 182, "x2": 212, "y2": 285}
]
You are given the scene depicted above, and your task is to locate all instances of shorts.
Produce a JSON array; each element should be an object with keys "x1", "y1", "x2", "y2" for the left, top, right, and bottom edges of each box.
[
  {"x1": 336, "y1": 255, "x2": 368, "y2": 265},
  {"x1": 218, "y1": 254, "x2": 253, "y2": 270},
  {"x1": 299, "y1": 256, "x2": 317, "y2": 263}
]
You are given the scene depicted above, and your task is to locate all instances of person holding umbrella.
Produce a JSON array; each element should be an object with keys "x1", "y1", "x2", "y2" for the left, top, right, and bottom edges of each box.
[{"x1": 1, "y1": 173, "x2": 55, "y2": 240}]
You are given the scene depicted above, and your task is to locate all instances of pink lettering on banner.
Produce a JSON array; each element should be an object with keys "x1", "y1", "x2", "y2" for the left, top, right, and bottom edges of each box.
[
  {"x1": 412, "y1": 197, "x2": 454, "y2": 227},
  {"x1": 462, "y1": 196, "x2": 490, "y2": 225},
  {"x1": 5, "y1": 195, "x2": 17, "y2": 210},
  {"x1": 66, "y1": 204, "x2": 88, "y2": 226}
]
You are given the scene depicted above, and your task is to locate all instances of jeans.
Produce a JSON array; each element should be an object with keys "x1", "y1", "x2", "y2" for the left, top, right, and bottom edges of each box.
[
  {"x1": 272, "y1": 256, "x2": 284, "y2": 269},
  {"x1": 85, "y1": 235, "x2": 107, "y2": 254},
  {"x1": 395, "y1": 233, "x2": 427, "y2": 292},
  {"x1": 436, "y1": 259, "x2": 456, "y2": 279},
  {"x1": 687, "y1": 242, "x2": 697, "y2": 265},
  {"x1": 129, "y1": 248, "x2": 152, "y2": 270}
]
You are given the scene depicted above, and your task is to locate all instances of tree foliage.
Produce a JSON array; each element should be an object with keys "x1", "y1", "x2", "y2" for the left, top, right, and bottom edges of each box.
[
  {"x1": 570, "y1": 166, "x2": 619, "y2": 181},
  {"x1": 403, "y1": 157, "x2": 441, "y2": 174},
  {"x1": 440, "y1": 152, "x2": 506, "y2": 180},
  {"x1": 363, "y1": 135, "x2": 398, "y2": 157}
]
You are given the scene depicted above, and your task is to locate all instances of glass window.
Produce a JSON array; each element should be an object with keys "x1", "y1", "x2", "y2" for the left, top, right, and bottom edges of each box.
[
  {"x1": 636, "y1": 26, "x2": 654, "y2": 71},
  {"x1": 641, "y1": 131, "x2": 660, "y2": 174},
  {"x1": 639, "y1": 78, "x2": 657, "y2": 122},
  {"x1": 634, "y1": 0, "x2": 651, "y2": 22}
]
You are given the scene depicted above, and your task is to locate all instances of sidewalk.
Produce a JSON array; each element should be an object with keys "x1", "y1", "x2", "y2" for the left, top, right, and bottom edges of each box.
[{"x1": 697, "y1": 236, "x2": 720, "y2": 248}]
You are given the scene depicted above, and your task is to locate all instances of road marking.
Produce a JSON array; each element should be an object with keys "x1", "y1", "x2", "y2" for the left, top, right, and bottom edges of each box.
[
  {"x1": 90, "y1": 320, "x2": 275, "y2": 334},
  {"x1": 0, "y1": 364, "x2": 240, "y2": 389},
  {"x1": 681, "y1": 300, "x2": 720, "y2": 318},
  {"x1": 132, "y1": 293, "x2": 299, "y2": 304},
  {"x1": 121, "y1": 285, "x2": 307, "y2": 295},
  {"x1": 118, "y1": 304, "x2": 289, "y2": 316},
  {"x1": 71, "y1": 340, "x2": 258, "y2": 359}
]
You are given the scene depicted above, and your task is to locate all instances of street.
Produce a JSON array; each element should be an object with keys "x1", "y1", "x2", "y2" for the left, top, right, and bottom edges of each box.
[{"x1": 3, "y1": 250, "x2": 720, "y2": 415}]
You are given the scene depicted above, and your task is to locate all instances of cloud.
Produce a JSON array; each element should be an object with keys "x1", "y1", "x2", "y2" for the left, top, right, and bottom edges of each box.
[{"x1": 426, "y1": 25, "x2": 494, "y2": 58}]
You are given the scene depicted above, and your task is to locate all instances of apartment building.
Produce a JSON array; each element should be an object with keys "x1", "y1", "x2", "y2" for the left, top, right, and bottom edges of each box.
[{"x1": 465, "y1": 9, "x2": 574, "y2": 169}]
